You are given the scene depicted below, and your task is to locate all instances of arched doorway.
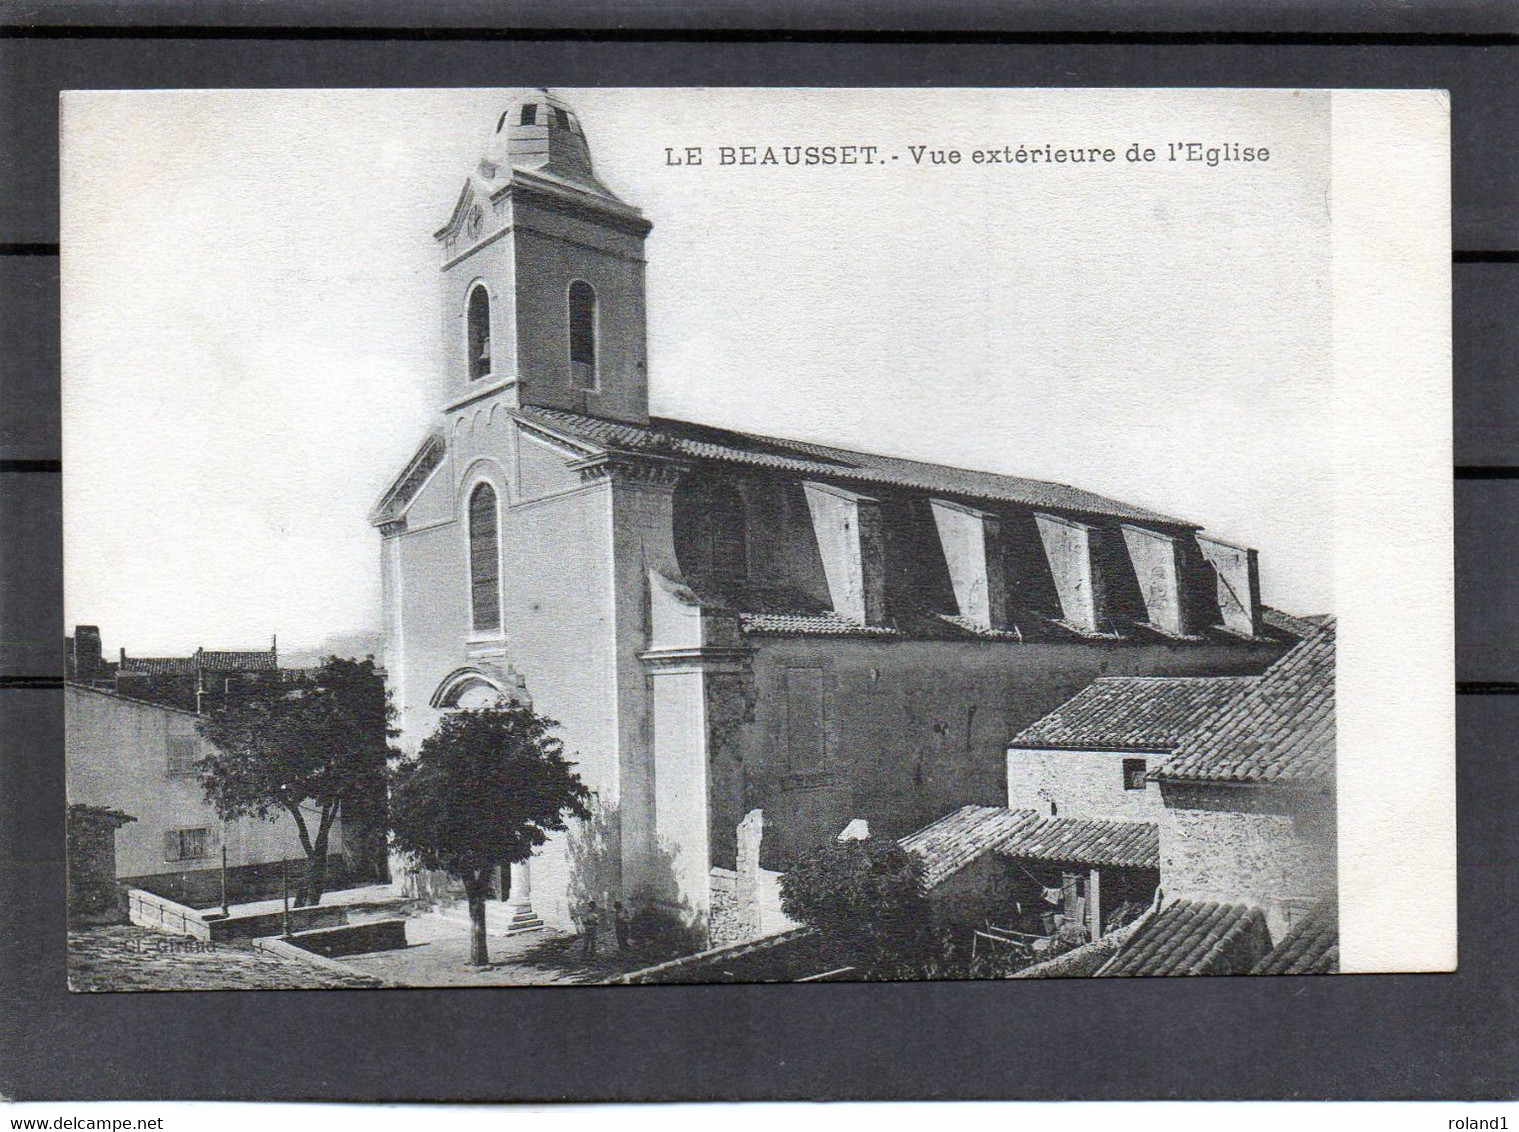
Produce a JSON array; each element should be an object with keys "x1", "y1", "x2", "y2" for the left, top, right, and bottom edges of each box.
[{"x1": 423, "y1": 670, "x2": 539, "y2": 923}]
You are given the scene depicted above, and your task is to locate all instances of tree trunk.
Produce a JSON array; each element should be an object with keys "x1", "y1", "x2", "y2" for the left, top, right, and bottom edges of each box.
[
  {"x1": 286, "y1": 802, "x2": 317, "y2": 907},
  {"x1": 464, "y1": 875, "x2": 490, "y2": 967},
  {"x1": 301, "y1": 848, "x2": 328, "y2": 907},
  {"x1": 299, "y1": 807, "x2": 337, "y2": 906}
]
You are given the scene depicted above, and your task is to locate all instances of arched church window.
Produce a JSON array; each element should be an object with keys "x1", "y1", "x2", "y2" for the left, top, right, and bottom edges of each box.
[
  {"x1": 467, "y1": 285, "x2": 491, "y2": 381},
  {"x1": 568, "y1": 280, "x2": 597, "y2": 390},
  {"x1": 468, "y1": 482, "x2": 501, "y2": 633}
]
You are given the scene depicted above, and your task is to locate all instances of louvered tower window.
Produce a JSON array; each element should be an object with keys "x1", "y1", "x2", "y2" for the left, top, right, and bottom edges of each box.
[
  {"x1": 467, "y1": 284, "x2": 491, "y2": 380},
  {"x1": 568, "y1": 280, "x2": 597, "y2": 390}
]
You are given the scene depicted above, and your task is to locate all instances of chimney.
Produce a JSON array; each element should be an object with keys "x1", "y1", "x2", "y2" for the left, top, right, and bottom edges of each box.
[
  {"x1": 1034, "y1": 513, "x2": 1111, "y2": 634},
  {"x1": 930, "y1": 499, "x2": 1009, "y2": 631},
  {"x1": 1121, "y1": 525, "x2": 1190, "y2": 637},
  {"x1": 803, "y1": 482, "x2": 887, "y2": 626},
  {"x1": 1196, "y1": 534, "x2": 1262, "y2": 637},
  {"x1": 71, "y1": 625, "x2": 103, "y2": 681}
]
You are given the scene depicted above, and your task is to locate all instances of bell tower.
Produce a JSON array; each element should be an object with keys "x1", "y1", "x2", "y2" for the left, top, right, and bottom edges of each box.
[{"x1": 435, "y1": 89, "x2": 653, "y2": 425}]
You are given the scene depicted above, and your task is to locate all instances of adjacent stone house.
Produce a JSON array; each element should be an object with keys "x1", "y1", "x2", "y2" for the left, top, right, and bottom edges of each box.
[
  {"x1": 902, "y1": 617, "x2": 1337, "y2": 973},
  {"x1": 64, "y1": 682, "x2": 349, "y2": 907},
  {"x1": 66, "y1": 803, "x2": 135, "y2": 924},
  {"x1": 374, "y1": 88, "x2": 1297, "y2": 947}
]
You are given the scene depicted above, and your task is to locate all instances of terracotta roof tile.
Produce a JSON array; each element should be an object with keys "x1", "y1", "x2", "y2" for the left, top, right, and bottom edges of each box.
[
  {"x1": 900, "y1": 804, "x2": 1159, "y2": 888},
  {"x1": 738, "y1": 612, "x2": 901, "y2": 638},
  {"x1": 1099, "y1": 898, "x2": 1272, "y2": 976},
  {"x1": 1155, "y1": 620, "x2": 1335, "y2": 784},
  {"x1": 996, "y1": 814, "x2": 1159, "y2": 870},
  {"x1": 516, "y1": 406, "x2": 1191, "y2": 527},
  {"x1": 198, "y1": 650, "x2": 277, "y2": 672},
  {"x1": 900, "y1": 806, "x2": 1032, "y2": 888},
  {"x1": 118, "y1": 656, "x2": 196, "y2": 677},
  {"x1": 1009, "y1": 676, "x2": 1256, "y2": 751},
  {"x1": 1251, "y1": 901, "x2": 1339, "y2": 975}
]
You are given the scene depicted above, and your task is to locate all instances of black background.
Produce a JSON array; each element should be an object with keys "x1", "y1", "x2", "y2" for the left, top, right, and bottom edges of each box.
[{"x1": 1, "y1": 1, "x2": 1516, "y2": 1102}]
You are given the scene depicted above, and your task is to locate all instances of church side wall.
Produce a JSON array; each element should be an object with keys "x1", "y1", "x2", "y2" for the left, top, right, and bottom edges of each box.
[{"x1": 713, "y1": 637, "x2": 1286, "y2": 870}]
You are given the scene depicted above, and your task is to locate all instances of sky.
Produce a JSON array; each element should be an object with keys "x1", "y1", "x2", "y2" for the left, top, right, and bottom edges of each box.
[{"x1": 61, "y1": 87, "x2": 1333, "y2": 658}]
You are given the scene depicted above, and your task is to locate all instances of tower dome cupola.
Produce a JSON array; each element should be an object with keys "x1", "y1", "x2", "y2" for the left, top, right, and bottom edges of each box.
[{"x1": 478, "y1": 88, "x2": 617, "y2": 200}]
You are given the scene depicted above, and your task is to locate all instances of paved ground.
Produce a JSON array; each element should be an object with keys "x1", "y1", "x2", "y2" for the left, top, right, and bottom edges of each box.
[
  {"x1": 75, "y1": 884, "x2": 661, "y2": 989},
  {"x1": 68, "y1": 925, "x2": 381, "y2": 991},
  {"x1": 335, "y1": 913, "x2": 653, "y2": 986}
]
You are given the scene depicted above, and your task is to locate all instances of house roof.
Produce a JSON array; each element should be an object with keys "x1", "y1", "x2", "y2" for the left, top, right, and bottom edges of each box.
[
  {"x1": 619, "y1": 928, "x2": 853, "y2": 984},
  {"x1": 67, "y1": 803, "x2": 137, "y2": 827},
  {"x1": 119, "y1": 649, "x2": 277, "y2": 676},
  {"x1": 1098, "y1": 898, "x2": 1272, "y2": 977},
  {"x1": 199, "y1": 650, "x2": 277, "y2": 672},
  {"x1": 900, "y1": 804, "x2": 1159, "y2": 888},
  {"x1": 901, "y1": 805, "x2": 1033, "y2": 888},
  {"x1": 515, "y1": 405, "x2": 1191, "y2": 528},
  {"x1": 1008, "y1": 675, "x2": 1257, "y2": 751},
  {"x1": 997, "y1": 812, "x2": 1160, "y2": 871},
  {"x1": 1154, "y1": 620, "x2": 1335, "y2": 785},
  {"x1": 65, "y1": 680, "x2": 201, "y2": 718},
  {"x1": 1251, "y1": 901, "x2": 1339, "y2": 975},
  {"x1": 119, "y1": 656, "x2": 196, "y2": 677}
]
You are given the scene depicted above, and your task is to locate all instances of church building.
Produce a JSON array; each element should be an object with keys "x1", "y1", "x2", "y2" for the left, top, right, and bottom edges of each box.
[{"x1": 372, "y1": 89, "x2": 1295, "y2": 946}]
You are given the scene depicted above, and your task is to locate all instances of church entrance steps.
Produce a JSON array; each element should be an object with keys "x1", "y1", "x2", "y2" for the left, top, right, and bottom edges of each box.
[{"x1": 431, "y1": 900, "x2": 545, "y2": 937}]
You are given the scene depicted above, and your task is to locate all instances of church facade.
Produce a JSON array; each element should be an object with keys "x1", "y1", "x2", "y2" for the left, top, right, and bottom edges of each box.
[{"x1": 372, "y1": 90, "x2": 1293, "y2": 945}]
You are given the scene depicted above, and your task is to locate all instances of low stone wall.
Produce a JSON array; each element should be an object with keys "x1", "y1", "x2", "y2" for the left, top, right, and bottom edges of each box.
[
  {"x1": 204, "y1": 905, "x2": 348, "y2": 941},
  {"x1": 285, "y1": 918, "x2": 407, "y2": 957},
  {"x1": 708, "y1": 868, "x2": 743, "y2": 947},
  {"x1": 123, "y1": 855, "x2": 358, "y2": 909},
  {"x1": 127, "y1": 889, "x2": 211, "y2": 941},
  {"x1": 127, "y1": 888, "x2": 348, "y2": 942}
]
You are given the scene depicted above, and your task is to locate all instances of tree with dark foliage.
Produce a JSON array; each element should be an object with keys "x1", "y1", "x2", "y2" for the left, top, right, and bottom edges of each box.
[
  {"x1": 196, "y1": 657, "x2": 393, "y2": 907},
  {"x1": 388, "y1": 703, "x2": 591, "y2": 967},
  {"x1": 779, "y1": 836, "x2": 936, "y2": 977}
]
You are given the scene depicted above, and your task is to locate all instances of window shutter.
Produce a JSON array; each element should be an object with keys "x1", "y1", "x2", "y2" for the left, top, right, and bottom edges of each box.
[{"x1": 163, "y1": 830, "x2": 179, "y2": 861}]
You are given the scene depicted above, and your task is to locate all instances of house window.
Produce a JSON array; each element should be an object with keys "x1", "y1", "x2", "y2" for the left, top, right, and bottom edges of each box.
[
  {"x1": 1123, "y1": 758, "x2": 1148, "y2": 791},
  {"x1": 568, "y1": 280, "x2": 597, "y2": 389},
  {"x1": 467, "y1": 284, "x2": 491, "y2": 380},
  {"x1": 519, "y1": 103, "x2": 538, "y2": 126},
  {"x1": 468, "y1": 482, "x2": 502, "y2": 633},
  {"x1": 164, "y1": 827, "x2": 212, "y2": 862},
  {"x1": 785, "y1": 667, "x2": 826, "y2": 773},
  {"x1": 166, "y1": 736, "x2": 200, "y2": 777},
  {"x1": 553, "y1": 106, "x2": 571, "y2": 129}
]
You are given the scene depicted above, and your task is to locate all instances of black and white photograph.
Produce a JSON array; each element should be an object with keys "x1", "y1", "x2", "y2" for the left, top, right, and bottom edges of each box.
[{"x1": 58, "y1": 86, "x2": 1453, "y2": 990}]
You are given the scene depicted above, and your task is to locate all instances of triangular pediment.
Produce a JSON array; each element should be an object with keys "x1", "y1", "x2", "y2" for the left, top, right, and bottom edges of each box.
[
  {"x1": 433, "y1": 178, "x2": 479, "y2": 243},
  {"x1": 369, "y1": 431, "x2": 447, "y2": 526}
]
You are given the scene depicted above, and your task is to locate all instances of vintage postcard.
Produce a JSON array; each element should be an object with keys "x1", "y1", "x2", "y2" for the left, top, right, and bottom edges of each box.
[{"x1": 60, "y1": 87, "x2": 1453, "y2": 989}]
